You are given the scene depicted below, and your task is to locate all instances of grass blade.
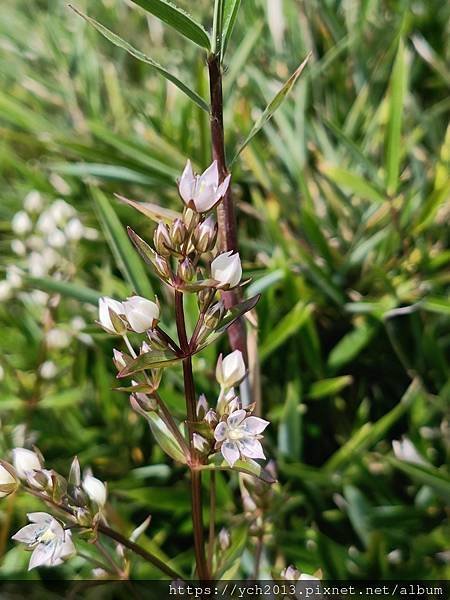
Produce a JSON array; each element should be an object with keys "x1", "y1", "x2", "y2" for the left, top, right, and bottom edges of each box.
[
  {"x1": 69, "y1": 6, "x2": 209, "y2": 112},
  {"x1": 222, "y1": 0, "x2": 242, "y2": 58}
]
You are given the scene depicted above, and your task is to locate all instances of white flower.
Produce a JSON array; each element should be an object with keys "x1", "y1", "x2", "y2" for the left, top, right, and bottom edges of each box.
[
  {"x1": 216, "y1": 350, "x2": 246, "y2": 389},
  {"x1": 49, "y1": 199, "x2": 75, "y2": 224},
  {"x1": 36, "y1": 211, "x2": 57, "y2": 235},
  {"x1": 39, "y1": 360, "x2": 58, "y2": 379},
  {"x1": 281, "y1": 565, "x2": 320, "y2": 581},
  {"x1": 0, "y1": 281, "x2": 12, "y2": 301},
  {"x1": 11, "y1": 211, "x2": 32, "y2": 235},
  {"x1": 178, "y1": 160, "x2": 231, "y2": 213},
  {"x1": 82, "y1": 474, "x2": 107, "y2": 507},
  {"x1": 12, "y1": 448, "x2": 42, "y2": 479},
  {"x1": 98, "y1": 296, "x2": 126, "y2": 334},
  {"x1": 12, "y1": 512, "x2": 75, "y2": 570},
  {"x1": 211, "y1": 251, "x2": 242, "y2": 288},
  {"x1": 46, "y1": 329, "x2": 72, "y2": 350},
  {"x1": 65, "y1": 218, "x2": 84, "y2": 241},
  {"x1": 0, "y1": 462, "x2": 18, "y2": 498},
  {"x1": 47, "y1": 229, "x2": 66, "y2": 248},
  {"x1": 6, "y1": 266, "x2": 22, "y2": 289},
  {"x1": 28, "y1": 252, "x2": 47, "y2": 278},
  {"x1": 392, "y1": 437, "x2": 426, "y2": 465},
  {"x1": 113, "y1": 349, "x2": 126, "y2": 370},
  {"x1": 214, "y1": 410, "x2": 269, "y2": 467},
  {"x1": 24, "y1": 190, "x2": 43, "y2": 213},
  {"x1": 123, "y1": 296, "x2": 159, "y2": 333},
  {"x1": 11, "y1": 239, "x2": 26, "y2": 256}
]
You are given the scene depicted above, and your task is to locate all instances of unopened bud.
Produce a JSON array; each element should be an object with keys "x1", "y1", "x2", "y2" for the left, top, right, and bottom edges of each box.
[
  {"x1": 197, "y1": 287, "x2": 215, "y2": 311},
  {"x1": 193, "y1": 433, "x2": 209, "y2": 453},
  {"x1": 204, "y1": 301, "x2": 225, "y2": 329},
  {"x1": 154, "y1": 255, "x2": 172, "y2": 280},
  {"x1": 130, "y1": 390, "x2": 157, "y2": 413},
  {"x1": 0, "y1": 461, "x2": 19, "y2": 498},
  {"x1": 197, "y1": 394, "x2": 209, "y2": 419},
  {"x1": 147, "y1": 329, "x2": 169, "y2": 351},
  {"x1": 219, "y1": 528, "x2": 231, "y2": 551},
  {"x1": 113, "y1": 349, "x2": 126, "y2": 371},
  {"x1": 170, "y1": 218, "x2": 187, "y2": 247},
  {"x1": 153, "y1": 222, "x2": 172, "y2": 256},
  {"x1": 183, "y1": 207, "x2": 199, "y2": 230},
  {"x1": 205, "y1": 409, "x2": 218, "y2": 427},
  {"x1": 192, "y1": 216, "x2": 217, "y2": 253},
  {"x1": 178, "y1": 258, "x2": 195, "y2": 282}
]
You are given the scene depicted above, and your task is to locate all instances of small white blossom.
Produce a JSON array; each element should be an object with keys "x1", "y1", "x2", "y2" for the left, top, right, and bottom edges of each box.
[
  {"x1": 6, "y1": 266, "x2": 22, "y2": 289},
  {"x1": 0, "y1": 281, "x2": 12, "y2": 301},
  {"x1": 36, "y1": 211, "x2": 57, "y2": 235},
  {"x1": 49, "y1": 199, "x2": 75, "y2": 224},
  {"x1": 178, "y1": 160, "x2": 231, "y2": 213},
  {"x1": 65, "y1": 218, "x2": 84, "y2": 241},
  {"x1": 39, "y1": 360, "x2": 58, "y2": 379},
  {"x1": 12, "y1": 512, "x2": 75, "y2": 570},
  {"x1": 216, "y1": 350, "x2": 246, "y2": 389},
  {"x1": 392, "y1": 437, "x2": 426, "y2": 465},
  {"x1": 82, "y1": 474, "x2": 107, "y2": 507},
  {"x1": 12, "y1": 211, "x2": 32, "y2": 235},
  {"x1": 46, "y1": 329, "x2": 72, "y2": 350},
  {"x1": 98, "y1": 296, "x2": 126, "y2": 334},
  {"x1": 24, "y1": 190, "x2": 43, "y2": 213},
  {"x1": 214, "y1": 409, "x2": 269, "y2": 467},
  {"x1": 47, "y1": 229, "x2": 66, "y2": 248},
  {"x1": 12, "y1": 448, "x2": 42, "y2": 479},
  {"x1": 11, "y1": 239, "x2": 26, "y2": 256},
  {"x1": 281, "y1": 565, "x2": 320, "y2": 581},
  {"x1": 211, "y1": 251, "x2": 242, "y2": 288},
  {"x1": 0, "y1": 462, "x2": 18, "y2": 498},
  {"x1": 123, "y1": 296, "x2": 159, "y2": 333}
]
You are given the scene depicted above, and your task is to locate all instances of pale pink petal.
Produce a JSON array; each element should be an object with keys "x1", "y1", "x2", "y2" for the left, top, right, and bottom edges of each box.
[
  {"x1": 195, "y1": 183, "x2": 216, "y2": 212},
  {"x1": 28, "y1": 543, "x2": 55, "y2": 570},
  {"x1": 227, "y1": 409, "x2": 246, "y2": 429},
  {"x1": 214, "y1": 421, "x2": 228, "y2": 442},
  {"x1": 239, "y1": 437, "x2": 265, "y2": 460},
  {"x1": 59, "y1": 532, "x2": 76, "y2": 559},
  {"x1": 243, "y1": 416, "x2": 270, "y2": 435},
  {"x1": 215, "y1": 174, "x2": 231, "y2": 200},
  {"x1": 12, "y1": 524, "x2": 41, "y2": 544},
  {"x1": 179, "y1": 160, "x2": 195, "y2": 204},
  {"x1": 221, "y1": 441, "x2": 240, "y2": 467},
  {"x1": 200, "y1": 160, "x2": 219, "y2": 188},
  {"x1": 27, "y1": 512, "x2": 53, "y2": 525}
]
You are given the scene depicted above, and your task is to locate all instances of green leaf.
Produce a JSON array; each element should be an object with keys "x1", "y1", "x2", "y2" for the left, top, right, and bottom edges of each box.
[
  {"x1": 385, "y1": 38, "x2": 407, "y2": 196},
  {"x1": 231, "y1": 53, "x2": 311, "y2": 164},
  {"x1": 327, "y1": 322, "x2": 376, "y2": 371},
  {"x1": 343, "y1": 485, "x2": 372, "y2": 548},
  {"x1": 260, "y1": 301, "x2": 313, "y2": 363},
  {"x1": 422, "y1": 297, "x2": 450, "y2": 316},
  {"x1": 322, "y1": 166, "x2": 385, "y2": 204},
  {"x1": 118, "y1": 350, "x2": 181, "y2": 377},
  {"x1": 128, "y1": 0, "x2": 210, "y2": 50},
  {"x1": 91, "y1": 188, "x2": 153, "y2": 298},
  {"x1": 222, "y1": 0, "x2": 242, "y2": 58},
  {"x1": 386, "y1": 457, "x2": 450, "y2": 502},
  {"x1": 116, "y1": 194, "x2": 181, "y2": 225},
  {"x1": 146, "y1": 413, "x2": 187, "y2": 464},
  {"x1": 278, "y1": 380, "x2": 302, "y2": 459},
  {"x1": 50, "y1": 162, "x2": 157, "y2": 186},
  {"x1": 309, "y1": 376, "x2": 353, "y2": 399},
  {"x1": 70, "y1": 6, "x2": 209, "y2": 112},
  {"x1": 26, "y1": 277, "x2": 101, "y2": 306}
]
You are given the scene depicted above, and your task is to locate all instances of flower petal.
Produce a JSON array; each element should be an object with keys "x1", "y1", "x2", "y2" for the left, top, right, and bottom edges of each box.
[
  {"x1": 214, "y1": 421, "x2": 228, "y2": 442},
  {"x1": 179, "y1": 160, "x2": 195, "y2": 203},
  {"x1": 12, "y1": 524, "x2": 41, "y2": 544},
  {"x1": 215, "y1": 174, "x2": 231, "y2": 200},
  {"x1": 227, "y1": 409, "x2": 246, "y2": 429},
  {"x1": 243, "y1": 416, "x2": 270, "y2": 435},
  {"x1": 200, "y1": 160, "x2": 219, "y2": 188},
  {"x1": 239, "y1": 437, "x2": 265, "y2": 460},
  {"x1": 28, "y1": 542, "x2": 55, "y2": 570},
  {"x1": 221, "y1": 441, "x2": 240, "y2": 467},
  {"x1": 27, "y1": 512, "x2": 53, "y2": 525}
]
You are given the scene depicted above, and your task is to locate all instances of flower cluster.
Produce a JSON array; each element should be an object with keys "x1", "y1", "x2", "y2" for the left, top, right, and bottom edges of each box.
[{"x1": 1, "y1": 190, "x2": 97, "y2": 302}]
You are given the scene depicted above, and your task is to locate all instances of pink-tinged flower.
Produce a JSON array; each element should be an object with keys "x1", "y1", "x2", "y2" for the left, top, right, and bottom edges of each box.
[
  {"x1": 12, "y1": 512, "x2": 75, "y2": 571},
  {"x1": 12, "y1": 448, "x2": 42, "y2": 480},
  {"x1": 392, "y1": 437, "x2": 426, "y2": 466},
  {"x1": 98, "y1": 297, "x2": 126, "y2": 334},
  {"x1": 178, "y1": 160, "x2": 231, "y2": 213},
  {"x1": 214, "y1": 409, "x2": 269, "y2": 467},
  {"x1": 123, "y1": 296, "x2": 160, "y2": 333},
  {"x1": 211, "y1": 251, "x2": 242, "y2": 288}
]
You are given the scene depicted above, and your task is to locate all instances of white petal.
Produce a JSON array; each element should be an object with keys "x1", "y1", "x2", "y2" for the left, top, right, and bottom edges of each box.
[
  {"x1": 227, "y1": 409, "x2": 246, "y2": 429},
  {"x1": 214, "y1": 421, "x2": 228, "y2": 442},
  {"x1": 28, "y1": 543, "x2": 55, "y2": 570},
  {"x1": 194, "y1": 184, "x2": 217, "y2": 212},
  {"x1": 59, "y1": 532, "x2": 76, "y2": 559},
  {"x1": 200, "y1": 160, "x2": 219, "y2": 188},
  {"x1": 27, "y1": 512, "x2": 53, "y2": 525},
  {"x1": 239, "y1": 437, "x2": 265, "y2": 460},
  {"x1": 221, "y1": 441, "x2": 240, "y2": 467},
  {"x1": 83, "y1": 475, "x2": 107, "y2": 507},
  {"x1": 179, "y1": 160, "x2": 195, "y2": 203},
  {"x1": 243, "y1": 416, "x2": 270, "y2": 435},
  {"x1": 215, "y1": 173, "x2": 231, "y2": 200},
  {"x1": 12, "y1": 524, "x2": 41, "y2": 544}
]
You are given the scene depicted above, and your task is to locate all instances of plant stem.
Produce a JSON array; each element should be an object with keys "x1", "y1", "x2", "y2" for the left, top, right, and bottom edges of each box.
[
  {"x1": 174, "y1": 290, "x2": 210, "y2": 581},
  {"x1": 207, "y1": 470, "x2": 216, "y2": 574},
  {"x1": 208, "y1": 52, "x2": 247, "y2": 361}
]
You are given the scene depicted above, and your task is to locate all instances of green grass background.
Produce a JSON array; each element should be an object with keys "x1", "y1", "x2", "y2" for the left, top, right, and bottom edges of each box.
[{"x1": 0, "y1": 0, "x2": 449, "y2": 581}]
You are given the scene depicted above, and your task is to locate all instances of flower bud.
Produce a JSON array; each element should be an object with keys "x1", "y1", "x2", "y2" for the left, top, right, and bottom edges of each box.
[
  {"x1": 24, "y1": 190, "x2": 43, "y2": 213},
  {"x1": 0, "y1": 461, "x2": 19, "y2": 498},
  {"x1": 219, "y1": 528, "x2": 231, "y2": 550},
  {"x1": 130, "y1": 392, "x2": 157, "y2": 414},
  {"x1": 216, "y1": 350, "x2": 246, "y2": 389},
  {"x1": 98, "y1": 297, "x2": 126, "y2": 335},
  {"x1": 182, "y1": 207, "x2": 200, "y2": 230},
  {"x1": 11, "y1": 211, "x2": 33, "y2": 235},
  {"x1": 211, "y1": 251, "x2": 242, "y2": 288},
  {"x1": 147, "y1": 329, "x2": 169, "y2": 351},
  {"x1": 204, "y1": 301, "x2": 225, "y2": 329},
  {"x1": 197, "y1": 394, "x2": 209, "y2": 419},
  {"x1": 82, "y1": 474, "x2": 107, "y2": 508},
  {"x1": 192, "y1": 216, "x2": 217, "y2": 253},
  {"x1": 153, "y1": 222, "x2": 172, "y2": 256},
  {"x1": 12, "y1": 448, "x2": 42, "y2": 479},
  {"x1": 205, "y1": 409, "x2": 218, "y2": 428},
  {"x1": 193, "y1": 433, "x2": 209, "y2": 453},
  {"x1": 197, "y1": 287, "x2": 215, "y2": 311},
  {"x1": 170, "y1": 218, "x2": 187, "y2": 247},
  {"x1": 154, "y1": 255, "x2": 172, "y2": 280},
  {"x1": 26, "y1": 468, "x2": 53, "y2": 491},
  {"x1": 113, "y1": 349, "x2": 126, "y2": 371},
  {"x1": 123, "y1": 296, "x2": 160, "y2": 333},
  {"x1": 178, "y1": 258, "x2": 195, "y2": 282}
]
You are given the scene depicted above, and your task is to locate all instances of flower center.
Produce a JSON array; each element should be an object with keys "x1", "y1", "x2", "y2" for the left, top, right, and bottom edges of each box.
[
  {"x1": 39, "y1": 527, "x2": 56, "y2": 544},
  {"x1": 228, "y1": 428, "x2": 245, "y2": 441}
]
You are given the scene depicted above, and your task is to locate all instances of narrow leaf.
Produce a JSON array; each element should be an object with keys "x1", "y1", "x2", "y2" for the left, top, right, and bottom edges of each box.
[
  {"x1": 70, "y1": 6, "x2": 209, "y2": 112},
  {"x1": 222, "y1": 0, "x2": 242, "y2": 58},
  {"x1": 116, "y1": 194, "x2": 181, "y2": 224},
  {"x1": 260, "y1": 301, "x2": 313, "y2": 363},
  {"x1": 118, "y1": 350, "x2": 181, "y2": 378},
  {"x1": 92, "y1": 188, "x2": 153, "y2": 298},
  {"x1": 386, "y1": 457, "x2": 450, "y2": 502},
  {"x1": 309, "y1": 376, "x2": 353, "y2": 400},
  {"x1": 231, "y1": 53, "x2": 311, "y2": 164},
  {"x1": 128, "y1": 0, "x2": 210, "y2": 49},
  {"x1": 26, "y1": 277, "x2": 101, "y2": 306},
  {"x1": 322, "y1": 165, "x2": 385, "y2": 204}
]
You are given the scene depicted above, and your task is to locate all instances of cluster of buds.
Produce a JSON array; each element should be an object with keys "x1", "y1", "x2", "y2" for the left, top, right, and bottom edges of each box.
[{"x1": 1, "y1": 448, "x2": 108, "y2": 570}]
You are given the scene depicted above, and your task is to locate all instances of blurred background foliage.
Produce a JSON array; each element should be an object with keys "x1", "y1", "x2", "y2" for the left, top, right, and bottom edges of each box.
[{"x1": 0, "y1": 0, "x2": 449, "y2": 581}]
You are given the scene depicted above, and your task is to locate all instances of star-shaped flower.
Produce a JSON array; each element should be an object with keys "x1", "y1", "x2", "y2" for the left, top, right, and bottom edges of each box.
[
  {"x1": 178, "y1": 160, "x2": 231, "y2": 213},
  {"x1": 214, "y1": 409, "x2": 269, "y2": 467}
]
